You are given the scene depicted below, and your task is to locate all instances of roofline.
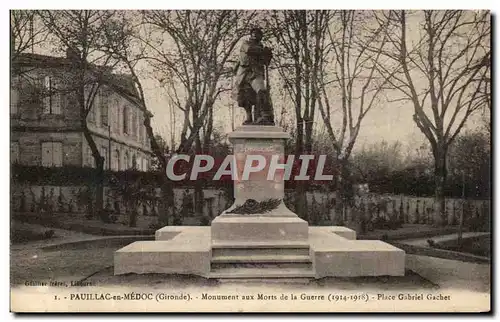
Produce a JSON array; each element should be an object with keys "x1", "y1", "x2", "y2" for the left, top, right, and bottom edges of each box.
[{"x1": 12, "y1": 53, "x2": 154, "y2": 118}]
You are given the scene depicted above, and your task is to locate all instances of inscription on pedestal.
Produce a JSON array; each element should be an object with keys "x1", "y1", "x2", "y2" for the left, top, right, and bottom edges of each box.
[{"x1": 233, "y1": 138, "x2": 285, "y2": 203}]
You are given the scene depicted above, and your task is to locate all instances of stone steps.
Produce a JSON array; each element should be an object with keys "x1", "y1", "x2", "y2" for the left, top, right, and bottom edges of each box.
[
  {"x1": 211, "y1": 255, "x2": 311, "y2": 263},
  {"x1": 208, "y1": 267, "x2": 316, "y2": 279},
  {"x1": 209, "y1": 242, "x2": 313, "y2": 279},
  {"x1": 211, "y1": 240, "x2": 310, "y2": 248},
  {"x1": 212, "y1": 262, "x2": 312, "y2": 270},
  {"x1": 217, "y1": 278, "x2": 311, "y2": 284},
  {"x1": 212, "y1": 247, "x2": 310, "y2": 257}
]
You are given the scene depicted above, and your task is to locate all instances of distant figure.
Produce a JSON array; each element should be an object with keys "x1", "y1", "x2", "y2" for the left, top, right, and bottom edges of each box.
[{"x1": 232, "y1": 27, "x2": 274, "y2": 125}]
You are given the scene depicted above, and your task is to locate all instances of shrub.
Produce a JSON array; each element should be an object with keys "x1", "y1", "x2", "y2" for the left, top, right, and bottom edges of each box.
[
  {"x1": 43, "y1": 229, "x2": 55, "y2": 239},
  {"x1": 199, "y1": 216, "x2": 211, "y2": 226}
]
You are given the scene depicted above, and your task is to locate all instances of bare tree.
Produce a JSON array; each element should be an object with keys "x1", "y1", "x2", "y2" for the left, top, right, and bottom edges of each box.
[
  {"x1": 375, "y1": 10, "x2": 490, "y2": 225},
  {"x1": 351, "y1": 140, "x2": 404, "y2": 182},
  {"x1": 267, "y1": 10, "x2": 332, "y2": 222},
  {"x1": 39, "y1": 10, "x2": 128, "y2": 216},
  {"x1": 142, "y1": 10, "x2": 257, "y2": 219},
  {"x1": 315, "y1": 10, "x2": 391, "y2": 225},
  {"x1": 10, "y1": 10, "x2": 48, "y2": 63},
  {"x1": 98, "y1": 12, "x2": 183, "y2": 226}
]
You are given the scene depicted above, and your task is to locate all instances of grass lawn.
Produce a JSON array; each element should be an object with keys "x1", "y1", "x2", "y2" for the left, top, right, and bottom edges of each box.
[{"x1": 437, "y1": 235, "x2": 491, "y2": 258}]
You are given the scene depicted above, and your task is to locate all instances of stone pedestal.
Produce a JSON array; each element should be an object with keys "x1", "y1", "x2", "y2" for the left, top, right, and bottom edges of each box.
[
  {"x1": 114, "y1": 125, "x2": 405, "y2": 280},
  {"x1": 211, "y1": 126, "x2": 307, "y2": 244},
  {"x1": 227, "y1": 126, "x2": 288, "y2": 205}
]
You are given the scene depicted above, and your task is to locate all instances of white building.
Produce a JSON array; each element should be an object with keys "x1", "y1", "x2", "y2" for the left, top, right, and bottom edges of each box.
[{"x1": 11, "y1": 53, "x2": 153, "y2": 171}]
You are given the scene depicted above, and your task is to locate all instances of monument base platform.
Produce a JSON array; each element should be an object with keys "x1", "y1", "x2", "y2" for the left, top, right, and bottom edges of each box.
[
  {"x1": 211, "y1": 215, "x2": 309, "y2": 243},
  {"x1": 114, "y1": 226, "x2": 405, "y2": 279}
]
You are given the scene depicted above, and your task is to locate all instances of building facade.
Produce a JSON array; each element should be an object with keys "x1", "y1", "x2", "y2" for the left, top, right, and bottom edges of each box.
[{"x1": 10, "y1": 53, "x2": 153, "y2": 171}]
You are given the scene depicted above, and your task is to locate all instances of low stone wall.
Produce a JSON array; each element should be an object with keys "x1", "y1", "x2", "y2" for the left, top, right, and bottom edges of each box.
[{"x1": 10, "y1": 183, "x2": 490, "y2": 229}]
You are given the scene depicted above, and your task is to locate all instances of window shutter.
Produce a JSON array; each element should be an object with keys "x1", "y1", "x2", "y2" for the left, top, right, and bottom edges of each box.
[
  {"x1": 101, "y1": 93, "x2": 109, "y2": 126},
  {"x1": 136, "y1": 156, "x2": 142, "y2": 171},
  {"x1": 137, "y1": 112, "x2": 141, "y2": 140},
  {"x1": 132, "y1": 154, "x2": 137, "y2": 169},
  {"x1": 123, "y1": 106, "x2": 128, "y2": 134},
  {"x1": 124, "y1": 152, "x2": 129, "y2": 169},
  {"x1": 52, "y1": 78, "x2": 62, "y2": 115},
  {"x1": 42, "y1": 76, "x2": 51, "y2": 114},
  {"x1": 94, "y1": 91, "x2": 101, "y2": 127},
  {"x1": 132, "y1": 111, "x2": 136, "y2": 137},
  {"x1": 41, "y1": 142, "x2": 52, "y2": 167},
  {"x1": 52, "y1": 142, "x2": 63, "y2": 167}
]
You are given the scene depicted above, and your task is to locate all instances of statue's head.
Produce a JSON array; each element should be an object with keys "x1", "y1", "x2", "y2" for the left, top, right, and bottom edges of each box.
[{"x1": 250, "y1": 27, "x2": 263, "y2": 42}]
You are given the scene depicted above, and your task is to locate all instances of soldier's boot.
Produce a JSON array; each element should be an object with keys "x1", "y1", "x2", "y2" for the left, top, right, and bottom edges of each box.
[
  {"x1": 243, "y1": 105, "x2": 253, "y2": 125},
  {"x1": 255, "y1": 91, "x2": 274, "y2": 125}
]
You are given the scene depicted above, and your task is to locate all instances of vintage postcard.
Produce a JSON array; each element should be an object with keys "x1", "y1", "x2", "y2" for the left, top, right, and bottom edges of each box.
[{"x1": 9, "y1": 8, "x2": 491, "y2": 313}]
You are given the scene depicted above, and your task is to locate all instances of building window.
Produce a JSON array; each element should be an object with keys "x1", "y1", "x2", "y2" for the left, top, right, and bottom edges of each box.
[
  {"x1": 132, "y1": 154, "x2": 137, "y2": 169},
  {"x1": 136, "y1": 155, "x2": 141, "y2": 171},
  {"x1": 113, "y1": 98, "x2": 120, "y2": 134},
  {"x1": 86, "y1": 146, "x2": 95, "y2": 167},
  {"x1": 115, "y1": 104, "x2": 120, "y2": 134},
  {"x1": 42, "y1": 76, "x2": 61, "y2": 115},
  {"x1": 113, "y1": 149, "x2": 121, "y2": 171},
  {"x1": 124, "y1": 151, "x2": 129, "y2": 170},
  {"x1": 123, "y1": 105, "x2": 129, "y2": 134},
  {"x1": 131, "y1": 111, "x2": 136, "y2": 138},
  {"x1": 142, "y1": 157, "x2": 148, "y2": 172},
  {"x1": 136, "y1": 113, "x2": 141, "y2": 140},
  {"x1": 11, "y1": 142, "x2": 19, "y2": 164},
  {"x1": 134, "y1": 111, "x2": 139, "y2": 139},
  {"x1": 41, "y1": 142, "x2": 63, "y2": 167},
  {"x1": 94, "y1": 90, "x2": 101, "y2": 126},
  {"x1": 101, "y1": 146, "x2": 108, "y2": 170},
  {"x1": 101, "y1": 93, "x2": 108, "y2": 127},
  {"x1": 138, "y1": 120, "x2": 143, "y2": 143},
  {"x1": 143, "y1": 126, "x2": 148, "y2": 146}
]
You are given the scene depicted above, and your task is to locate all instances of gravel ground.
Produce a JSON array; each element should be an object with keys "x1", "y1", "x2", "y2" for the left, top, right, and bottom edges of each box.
[
  {"x1": 10, "y1": 221, "x2": 98, "y2": 251},
  {"x1": 10, "y1": 243, "x2": 491, "y2": 313}
]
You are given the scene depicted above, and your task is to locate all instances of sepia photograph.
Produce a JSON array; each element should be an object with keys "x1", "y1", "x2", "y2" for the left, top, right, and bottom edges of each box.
[{"x1": 8, "y1": 7, "x2": 492, "y2": 313}]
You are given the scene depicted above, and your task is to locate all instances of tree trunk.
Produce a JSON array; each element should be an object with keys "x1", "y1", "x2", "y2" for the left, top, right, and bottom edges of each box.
[
  {"x1": 129, "y1": 201, "x2": 138, "y2": 227},
  {"x1": 94, "y1": 158, "x2": 104, "y2": 219},
  {"x1": 294, "y1": 126, "x2": 307, "y2": 222},
  {"x1": 158, "y1": 179, "x2": 173, "y2": 226},
  {"x1": 336, "y1": 158, "x2": 354, "y2": 225},
  {"x1": 293, "y1": 142, "x2": 308, "y2": 222},
  {"x1": 83, "y1": 127, "x2": 104, "y2": 219},
  {"x1": 434, "y1": 147, "x2": 448, "y2": 226},
  {"x1": 193, "y1": 134, "x2": 204, "y2": 220},
  {"x1": 142, "y1": 113, "x2": 174, "y2": 227},
  {"x1": 294, "y1": 181, "x2": 308, "y2": 222}
]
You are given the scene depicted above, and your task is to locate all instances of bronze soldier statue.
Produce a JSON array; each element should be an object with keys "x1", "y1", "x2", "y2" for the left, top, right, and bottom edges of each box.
[{"x1": 232, "y1": 27, "x2": 274, "y2": 125}]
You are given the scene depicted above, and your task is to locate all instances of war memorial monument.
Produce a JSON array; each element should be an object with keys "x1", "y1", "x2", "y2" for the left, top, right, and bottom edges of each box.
[{"x1": 114, "y1": 27, "x2": 405, "y2": 280}]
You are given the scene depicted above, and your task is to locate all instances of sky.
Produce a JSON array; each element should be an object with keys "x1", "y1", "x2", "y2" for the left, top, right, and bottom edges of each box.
[
  {"x1": 27, "y1": 9, "x2": 490, "y2": 156},
  {"x1": 137, "y1": 10, "x2": 489, "y2": 156}
]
